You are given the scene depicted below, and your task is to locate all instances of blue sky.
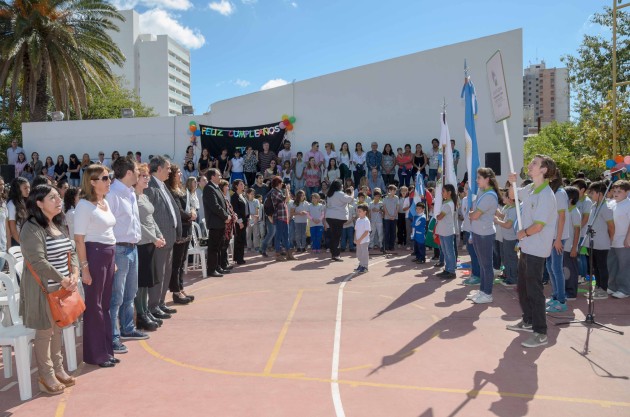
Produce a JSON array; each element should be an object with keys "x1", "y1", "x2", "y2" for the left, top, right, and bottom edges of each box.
[{"x1": 110, "y1": 0, "x2": 611, "y2": 113}]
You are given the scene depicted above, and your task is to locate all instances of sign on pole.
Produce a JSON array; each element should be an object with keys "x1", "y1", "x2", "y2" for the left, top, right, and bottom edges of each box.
[{"x1": 486, "y1": 50, "x2": 511, "y2": 123}]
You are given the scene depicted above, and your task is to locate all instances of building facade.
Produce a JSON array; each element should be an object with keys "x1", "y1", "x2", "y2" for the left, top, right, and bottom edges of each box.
[
  {"x1": 107, "y1": 10, "x2": 192, "y2": 116},
  {"x1": 523, "y1": 62, "x2": 570, "y2": 134}
]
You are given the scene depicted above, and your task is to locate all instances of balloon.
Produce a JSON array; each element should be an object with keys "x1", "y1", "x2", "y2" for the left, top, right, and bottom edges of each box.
[
  {"x1": 624, "y1": 155, "x2": 630, "y2": 165},
  {"x1": 289, "y1": 116, "x2": 296, "y2": 124},
  {"x1": 189, "y1": 125, "x2": 196, "y2": 132},
  {"x1": 281, "y1": 114, "x2": 289, "y2": 121},
  {"x1": 615, "y1": 155, "x2": 624, "y2": 163},
  {"x1": 285, "y1": 122, "x2": 293, "y2": 130},
  {"x1": 195, "y1": 129, "x2": 201, "y2": 136},
  {"x1": 286, "y1": 124, "x2": 294, "y2": 131},
  {"x1": 279, "y1": 122, "x2": 286, "y2": 129},
  {"x1": 606, "y1": 159, "x2": 615, "y2": 168},
  {"x1": 189, "y1": 121, "x2": 197, "y2": 126}
]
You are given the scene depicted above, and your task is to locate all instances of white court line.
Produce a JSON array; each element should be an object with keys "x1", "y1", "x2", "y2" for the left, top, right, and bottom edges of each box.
[{"x1": 331, "y1": 258, "x2": 390, "y2": 417}]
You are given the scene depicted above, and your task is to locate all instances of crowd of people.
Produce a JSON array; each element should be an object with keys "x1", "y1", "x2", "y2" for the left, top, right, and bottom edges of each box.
[{"x1": 3, "y1": 136, "x2": 629, "y2": 396}]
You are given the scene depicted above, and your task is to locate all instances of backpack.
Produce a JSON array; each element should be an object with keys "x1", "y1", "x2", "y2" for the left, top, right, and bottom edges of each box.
[{"x1": 264, "y1": 193, "x2": 275, "y2": 217}]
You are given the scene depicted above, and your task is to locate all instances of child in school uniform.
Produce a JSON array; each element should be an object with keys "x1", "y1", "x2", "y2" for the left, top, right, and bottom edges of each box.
[
  {"x1": 246, "y1": 188, "x2": 261, "y2": 251},
  {"x1": 398, "y1": 186, "x2": 411, "y2": 248},
  {"x1": 291, "y1": 190, "x2": 309, "y2": 253},
  {"x1": 354, "y1": 204, "x2": 371, "y2": 273},
  {"x1": 435, "y1": 184, "x2": 457, "y2": 278},
  {"x1": 411, "y1": 202, "x2": 427, "y2": 263},
  {"x1": 563, "y1": 186, "x2": 581, "y2": 300},
  {"x1": 341, "y1": 188, "x2": 356, "y2": 252},
  {"x1": 369, "y1": 189, "x2": 384, "y2": 252},
  {"x1": 307, "y1": 193, "x2": 325, "y2": 253},
  {"x1": 382, "y1": 184, "x2": 399, "y2": 252},
  {"x1": 585, "y1": 181, "x2": 614, "y2": 299},
  {"x1": 495, "y1": 185, "x2": 518, "y2": 286},
  {"x1": 607, "y1": 180, "x2": 630, "y2": 299}
]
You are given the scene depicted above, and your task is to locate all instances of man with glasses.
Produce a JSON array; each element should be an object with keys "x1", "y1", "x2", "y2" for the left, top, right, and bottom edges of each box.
[
  {"x1": 145, "y1": 156, "x2": 182, "y2": 320},
  {"x1": 306, "y1": 141, "x2": 325, "y2": 170},
  {"x1": 96, "y1": 151, "x2": 107, "y2": 166},
  {"x1": 203, "y1": 168, "x2": 231, "y2": 277},
  {"x1": 107, "y1": 157, "x2": 147, "y2": 354}
]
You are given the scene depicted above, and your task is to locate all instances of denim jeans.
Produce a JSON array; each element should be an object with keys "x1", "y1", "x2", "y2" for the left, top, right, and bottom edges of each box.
[
  {"x1": 260, "y1": 218, "x2": 275, "y2": 252},
  {"x1": 578, "y1": 253, "x2": 588, "y2": 278},
  {"x1": 472, "y1": 233, "x2": 495, "y2": 295},
  {"x1": 414, "y1": 241, "x2": 426, "y2": 261},
  {"x1": 274, "y1": 220, "x2": 289, "y2": 253},
  {"x1": 306, "y1": 186, "x2": 319, "y2": 201},
  {"x1": 110, "y1": 245, "x2": 138, "y2": 343},
  {"x1": 502, "y1": 239, "x2": 518, "y2": 284},
  {"x1": 546, "y1": 239, "x2": 566, "y2": 303},
  {"x1": 439, "y1": 234, "x2": 456, "y2": 273},
  {"x1": 69, "y1": 178, "x2": 81, "y2": 187},
  {"x1": 288, "y1": 219, "x2": 295, "y2": 249},
  {"x1": 428, "y1": 168, "x2": 438, "y2": 182},
  {"x1": 493, "y1": 240, "x2": 503, "y2": 270},
  {"x1": 397, "y1": 169, "x2": 411, "y2": 187},
  {"x1": 310, "y1": 225, "x2": 324, "y2": 250},
  {"x1": 341, "y1": 226, "x2": 355, "y2": 250},
  {"x1": 463, "y1": 232, "x2": 480, "y2": 277},
  {"x1": 294, "y1": 222, "x2": 307, "y2": 249}
]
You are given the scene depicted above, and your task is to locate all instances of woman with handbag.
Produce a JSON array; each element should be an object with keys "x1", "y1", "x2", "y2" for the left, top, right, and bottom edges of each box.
[
  {"x1": 20, "y1": 184, "x2": 80, "y2": 395},
  {"x1": 73, "y1": 164, "x2": 118, "y2": 368},
  {"x1": 166, "y1": 164, "x2": 195, "y2": 305}
]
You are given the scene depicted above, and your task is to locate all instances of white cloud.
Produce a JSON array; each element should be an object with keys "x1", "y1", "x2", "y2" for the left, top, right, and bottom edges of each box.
[
  {"x1": 109, "y1": 0, "x2": 192, "y2": 11},
  {"x1": 260, "y1": 78, "x2": 289, "y2": 90},
  {"x1": 208, "y1": 0, "x2": 235, "y2": 16},
  {"x1": 241, "y1": 0, "x2": 257, "y2": 4},
  {"x1": 234, "y1": 79, "x2": 251, "y2": 87},
  {"x1": 291, "y1": 2, "x2": 297, "y2": 7},
  {"x1": 138, "y1": 9, "x2": 206, "y2": 49}
]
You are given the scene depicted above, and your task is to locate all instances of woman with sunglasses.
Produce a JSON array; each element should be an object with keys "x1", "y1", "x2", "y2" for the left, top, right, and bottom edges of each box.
[{"x1": 73, "y1": 165, "x2": 118, "y2": 368}]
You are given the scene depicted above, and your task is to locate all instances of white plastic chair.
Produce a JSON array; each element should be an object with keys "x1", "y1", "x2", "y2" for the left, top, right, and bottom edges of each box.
[
  {"x1": 8, "y1": 246, "x2": 23, "y2": 263},
  {"x1": 0, "y1": 252, "x2": 20, "y2": 314},
  {"x1": 13, "y1": 260, "x2": 78, "y2": 372},
  {"x1": 0, "y1": 272, "x2": 35, "y2": 401},
  {"x1": 186, "y1": 222, "x2": 207, "y2": 277}
]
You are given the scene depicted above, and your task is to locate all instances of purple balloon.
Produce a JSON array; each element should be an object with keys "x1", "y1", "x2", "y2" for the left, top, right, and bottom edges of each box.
[{"x1": 279, "y1": 122, "x2": 286, "y2": 129}]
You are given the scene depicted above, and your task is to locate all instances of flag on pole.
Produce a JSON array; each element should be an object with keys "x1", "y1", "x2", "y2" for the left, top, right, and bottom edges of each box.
[
  {"x1": 433, "y1": 113, "x2": 456, "y2": 216},
  {"x1": 461, "y1": 70, "x2": 479, "y2": 208},
  {"x1": 413, "y1": 172, "x2": 425, "y2": 206}
]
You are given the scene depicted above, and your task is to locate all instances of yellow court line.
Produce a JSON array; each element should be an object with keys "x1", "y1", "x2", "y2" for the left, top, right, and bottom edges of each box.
[
  {"x1": 55, "y1": 362, "x2": 85, "y2": 417},
  {"x1": 263, "y1": 289, "x2": 305, "y2": 374},
  {"x1": 338, "y1": 364, "x2": 373, "y2": 373},
  {"x1": 139, "y1": 340, "x2": 630, "y2": 409}
]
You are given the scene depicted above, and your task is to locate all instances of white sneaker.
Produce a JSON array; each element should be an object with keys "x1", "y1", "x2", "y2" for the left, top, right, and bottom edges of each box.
[
  {"x1": 577, "y1": 275, "x2": 585, "y2": 284},
  {"x1": 607, "y1": 288, "x2": 615, "y2": 295},
  {"x1": 611, "y1": 291, "x2": 630, "y2": 299},
  {"x1": 493, "y1": 269, "x2": 502, "y2": 277},
  {"x1": 472, "y1": 292, "x2": 493, "y2": 304},
  {"x1": 592, "y1": 288, "x2": 608, "y2": 300},
  {"x1": 466, "y1": 290, "x2": 479, "y2": 300}
]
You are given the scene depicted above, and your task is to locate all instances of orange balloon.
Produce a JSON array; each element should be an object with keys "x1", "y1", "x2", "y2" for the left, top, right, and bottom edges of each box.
[
  {"x1": 615, "y1": 154, "x2": 624, "y2": 163},
  {"x1": 286, "y1": 124, "x2": 294, "y2": 131},
  {"x1": 189, "y1": 125, "x2": 196, "y2": 132}
]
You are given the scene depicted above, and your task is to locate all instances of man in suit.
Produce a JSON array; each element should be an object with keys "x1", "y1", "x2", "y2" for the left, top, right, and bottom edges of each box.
[
  {"x1": 145, "y1": 156, "x2": 182, "y2": 319},
  {"x1": 204, "y1": 168, "x2": 230, "y2": 277}
]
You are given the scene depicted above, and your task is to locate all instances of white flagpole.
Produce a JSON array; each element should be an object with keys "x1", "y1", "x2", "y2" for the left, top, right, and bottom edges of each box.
[{"x1": 502, "y1": 119, "x2": 522, "y2": 230}]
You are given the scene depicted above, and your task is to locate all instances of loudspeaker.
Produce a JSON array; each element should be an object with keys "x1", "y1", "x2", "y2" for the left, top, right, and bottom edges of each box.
[
  {"x1": 0, "y1": 164, "x2": 15, "y2": 183},
  {"x1": 485, "y1": 153, "x2": 501, "y2": 176}
]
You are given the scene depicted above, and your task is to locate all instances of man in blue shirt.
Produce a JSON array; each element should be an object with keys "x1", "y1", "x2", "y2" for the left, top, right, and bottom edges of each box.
[{"x1": 366, "y1": 142, "x2": 383, "y2": 173}]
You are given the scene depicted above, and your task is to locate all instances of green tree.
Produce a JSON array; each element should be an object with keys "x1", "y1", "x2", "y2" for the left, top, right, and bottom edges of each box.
[
  {"x1": 0, "y1": 0, "x2": 125, "y2": 122},
  {"x1": 524, "y1": 122, "x2": 584, "y2": 178},
  {"x1": 562, "y1": 6, "x2": 630, "y2": 117},
  {"x1": 82, "y1": 77, "x2": 156, "y2": 119}
]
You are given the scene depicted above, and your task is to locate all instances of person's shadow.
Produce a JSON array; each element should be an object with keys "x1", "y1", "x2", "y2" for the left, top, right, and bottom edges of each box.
[
  {"x1": 371, "y1": 280, "x2": 447, "y2": 319},
  {"x1": 369, "y1": 303, "x2": 490, "y2": 375}
]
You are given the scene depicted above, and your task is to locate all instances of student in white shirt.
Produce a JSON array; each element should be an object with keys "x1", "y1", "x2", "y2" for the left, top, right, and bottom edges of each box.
[{"x1": 607, "y1": 180, "x2": 630, "y2": 298}]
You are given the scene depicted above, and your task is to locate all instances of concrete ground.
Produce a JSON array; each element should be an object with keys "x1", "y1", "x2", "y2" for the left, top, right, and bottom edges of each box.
[{"x1": 1, "y1": 247, "x2": 630, "y2": 417}]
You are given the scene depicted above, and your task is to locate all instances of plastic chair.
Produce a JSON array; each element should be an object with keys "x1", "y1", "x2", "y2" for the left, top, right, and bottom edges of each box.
[
  {"x1": 0, "y1": 253, "x2": 20, "y2": 321},
  {"x1": 186, "y1": 222, "x2": 207, "y2": 277},
  {"x1": 0, "y1": 272, "x2": 35, "y2": 401},
  {"x1": 8, "y1": 246, "x2": 23, "y2": 263}
]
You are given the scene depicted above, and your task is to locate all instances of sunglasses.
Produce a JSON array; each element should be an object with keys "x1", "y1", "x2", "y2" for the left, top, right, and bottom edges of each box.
[{"x1": 93, "y1": 175, "x2": 111, "y2": 182}]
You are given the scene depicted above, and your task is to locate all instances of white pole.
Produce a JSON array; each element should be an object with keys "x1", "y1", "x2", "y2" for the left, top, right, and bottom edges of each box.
[{"x1": 502, "y1": 119, "x2": 523, "y2": 230}]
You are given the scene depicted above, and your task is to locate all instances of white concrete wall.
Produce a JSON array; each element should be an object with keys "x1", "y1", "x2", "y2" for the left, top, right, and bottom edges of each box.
[{"x1": 23, "y1": 29, "x2": 523, "y2": 183}]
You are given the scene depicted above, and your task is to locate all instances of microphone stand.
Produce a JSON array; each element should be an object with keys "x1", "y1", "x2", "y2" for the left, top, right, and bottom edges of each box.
[{"x1": 555, "y1": 178, "x2": 624, "y2": 339}]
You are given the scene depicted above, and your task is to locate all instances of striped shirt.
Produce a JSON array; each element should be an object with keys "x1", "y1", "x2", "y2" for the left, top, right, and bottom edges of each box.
[{"x1": 45, "y1": 234, "x2": 73, "y2": 284}]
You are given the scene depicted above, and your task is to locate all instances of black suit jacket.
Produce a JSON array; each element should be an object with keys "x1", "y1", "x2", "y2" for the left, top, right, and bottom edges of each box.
[
  {"x1": 230, "y1": 192, "x2": 248, "y2": 226},
  {"x1": 203, "y1": 182, "x2": 229, "y2": 230},
  {"x1": 144, "y1": 176, "x2": 182, "y2": 247}
]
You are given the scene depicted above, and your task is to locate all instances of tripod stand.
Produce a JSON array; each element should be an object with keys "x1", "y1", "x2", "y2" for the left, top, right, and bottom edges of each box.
[{"x1": 555, "y1": 179, "x2": 624, "y2": 337}]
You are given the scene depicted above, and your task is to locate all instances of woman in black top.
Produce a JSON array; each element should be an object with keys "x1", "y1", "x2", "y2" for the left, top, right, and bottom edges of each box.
[
  {"x1": 217, "y1": 148, "x2": 230, "y2": 179},
  {"x1": 67, "y1": 154, "x2": 81, "y2": 187},
  {"x1": 230, "y1": 179, "x2": 248, "y2": 265},
  {"x1": 165, "y1": 164, "x2": 195, "y2": 305},
  {"x1": 54, "y1": 155, "x2": 68, "y2": 185},
  {"x1": 412, "y1": 144, "x2": 427, "y2": 182},
  {"x1": 198, "y1": 148, "x2": 213, "y2": 176}
]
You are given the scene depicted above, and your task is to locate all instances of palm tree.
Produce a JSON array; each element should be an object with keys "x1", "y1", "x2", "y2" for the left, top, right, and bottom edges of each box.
[{"x1": 0, "y1": 0, "x2": 125, "y2": 121}]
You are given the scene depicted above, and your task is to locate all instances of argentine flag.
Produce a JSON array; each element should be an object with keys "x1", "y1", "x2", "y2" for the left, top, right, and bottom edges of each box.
[
  {"x1": 413, "y1": 171, "x2": 425, "y2": 207},
  {"x1": 461, "y1": 76, "x2": 479, "y2": 207}
]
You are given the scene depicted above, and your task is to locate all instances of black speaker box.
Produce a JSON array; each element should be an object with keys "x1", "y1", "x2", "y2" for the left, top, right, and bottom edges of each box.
[{"x1": 485, "y1": 153, "x2": 501, "y2": 176}]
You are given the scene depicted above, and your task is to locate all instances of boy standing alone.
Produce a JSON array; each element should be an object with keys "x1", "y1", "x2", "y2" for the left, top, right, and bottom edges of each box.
[{"x1": 354, "y1": 204, "x2": 371, "y2": 274}]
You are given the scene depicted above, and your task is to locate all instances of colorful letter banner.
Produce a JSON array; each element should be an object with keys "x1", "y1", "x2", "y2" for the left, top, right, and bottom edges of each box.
[{"x1": 200, "y1": 122, "x2": 287, "y2": 157}]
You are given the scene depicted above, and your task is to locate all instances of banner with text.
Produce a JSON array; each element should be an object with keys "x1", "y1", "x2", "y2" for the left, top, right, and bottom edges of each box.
[{"x1": 200, "y1": 122, "x2": 287, "y2": 157}]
